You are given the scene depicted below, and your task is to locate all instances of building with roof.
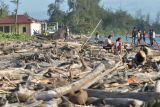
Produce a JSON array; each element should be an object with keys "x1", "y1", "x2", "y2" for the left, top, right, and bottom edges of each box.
[{"x1": 0, "y1": 15, "x2": 42, "y2": 36}]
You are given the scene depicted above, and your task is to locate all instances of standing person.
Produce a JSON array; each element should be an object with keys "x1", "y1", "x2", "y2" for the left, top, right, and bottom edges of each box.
[
  {"x1": 152, "y1": 29, "x2": 158, "y2": 46},
  {"x1": 125, "y1": 32, "x2": 129, "y2": 41},
  {"x1": 66, "y1": 26, "x2": 70, "y2": 39},
  {"x1": 149, "y1": 29, "x2": 153, "y2": 46},
  {"x1": 116, "y1": 37, "x2": 123, "y2": 53},
  {"x1": 142, "y1": 30, "x2": 147, "y2": 44},
  {"x1": 137, "y1": 29, "x2": 142, "y2": 45},
  {"x1": 132, "y1": 27, "x2": 137, "y2": 46},
  {"x1": 95, "y1": 32, "x2": 100, "y2": 43},
  {"x1": 64, "y1": 26, "x2": 69, "y2": 41}
]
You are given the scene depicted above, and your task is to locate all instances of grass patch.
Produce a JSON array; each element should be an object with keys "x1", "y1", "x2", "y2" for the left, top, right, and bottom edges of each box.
[{"x1": 0, "y1": 32, "x2": 34, "y2": 41}]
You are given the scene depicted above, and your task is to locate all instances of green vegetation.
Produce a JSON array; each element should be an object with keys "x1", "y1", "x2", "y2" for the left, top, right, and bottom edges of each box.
[
  {"x1": 0, "y1": 32, "x2": 34, "y2": 41},
  {"x1": 0, "y1": 0, "x2": 33, "y2": 41},
  {"x1": 48, "y1": 0, "x2": 160, "y2": 35}
]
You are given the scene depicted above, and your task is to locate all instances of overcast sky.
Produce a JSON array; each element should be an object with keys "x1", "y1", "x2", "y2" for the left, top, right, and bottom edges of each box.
[{"x1": 4, "y1": 0, "x2": 160, "y2": 20}]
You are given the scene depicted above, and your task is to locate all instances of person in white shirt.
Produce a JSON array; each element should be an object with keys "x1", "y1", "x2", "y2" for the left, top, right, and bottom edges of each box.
[
  {"x1": 153, "y1": 30, "x2": 156, "y2": 39},
  {"x1": 152, "y1": 29, "x2": 158, "y2": 46},
  {"x1": 103, "y1": 35, "x2": 114, "y2": 52},
  {"x1": 137, "y1": 29, "x2": 142, "y2": 46}
]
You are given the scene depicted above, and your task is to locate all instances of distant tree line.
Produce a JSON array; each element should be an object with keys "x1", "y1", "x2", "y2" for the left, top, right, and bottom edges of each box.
[
  {"x1": 1, "y1": 0, "x2": 160, "y2": 35},
  {"x1": 48, "y1": 0, "x2": 160, "y2": 35}
]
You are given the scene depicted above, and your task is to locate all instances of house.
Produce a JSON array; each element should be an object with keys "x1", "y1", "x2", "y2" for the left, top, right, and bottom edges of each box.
[{"x1": 0, "y1": 15, "x2": 42, "y2": 36}]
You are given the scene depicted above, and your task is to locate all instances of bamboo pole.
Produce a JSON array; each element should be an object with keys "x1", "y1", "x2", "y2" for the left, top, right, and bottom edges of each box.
[{"x1": 81, "y1": 19, "x2": 102, "y2": 49}]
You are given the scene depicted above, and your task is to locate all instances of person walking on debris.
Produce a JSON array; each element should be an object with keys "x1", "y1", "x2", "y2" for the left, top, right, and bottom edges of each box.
[
  {"x1": 132, "y1": 27, "x2": 137, "y2": 46},
  {"x1": 152, "y1": 29, "x2": 158, "y2": 46},
  {"x1": 149, "y1": 29, "x2": 153, "y2": 46},
  {"x1": 142, "y1": 30, "x2": 147, "y2": 44},
  {"x1": 66, "y1": 26, "x2": 69, "y2": 38},
  {"x1": 95, "y1": 32, "x2": 100, "y2": 43},
  {"x1": 137, "y1": 29, "x2": 142, "y2": 46},
  {"x1": 64, "y1": 26, "x2": 70, "y2": 41}
]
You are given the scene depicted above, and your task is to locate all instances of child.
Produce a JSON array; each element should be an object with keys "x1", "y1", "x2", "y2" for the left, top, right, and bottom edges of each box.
[{"x1": 116, "y1": 37, "x2": 122, "y2": 53}]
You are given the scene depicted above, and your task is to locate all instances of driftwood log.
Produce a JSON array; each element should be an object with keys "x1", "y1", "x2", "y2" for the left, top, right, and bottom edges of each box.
[
  {"x1": 0, "y1": 68, "x2": 30, "y2": 80},
  {"x1": 83, "y1": 61, "x2": 121, "y2": 88},
  {"x1": 87, "y1": 89, "x2": 160, "y2": 102},
  {"x1": 33, "y1": 63, "x2": 106, "y2": 100},
  {"x1": 151, "y1": 56, "x2": 160, "y2": 62},
  {"x1": 131, "y1": 72, "x2": 160, "y2": 83},
  {"x1": 135, "y1": 51, "x2": 147, "y2": 65},
  {"x1": 33, "y1": 61, "x2": 122, "y2": 101},
  {"x1": 91, "y1": 98, "x2": 144, "y2": 107},
  {"x1": 142, "y1": 46, "x2": 160, "y2": 57}
]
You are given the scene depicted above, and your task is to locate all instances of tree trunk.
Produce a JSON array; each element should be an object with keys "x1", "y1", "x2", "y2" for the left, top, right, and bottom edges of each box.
[
  {"x1": 15, "y1": 0, "x2": 19, "y2": 33},
  {"x1": 92, "y1": 98, "x2": 144, "y2": 107}
]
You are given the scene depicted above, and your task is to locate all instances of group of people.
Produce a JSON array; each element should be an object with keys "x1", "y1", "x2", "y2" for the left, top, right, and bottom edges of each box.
[
  {"x1": 102, "y1": 35, "x2": 123, "y2": 53},
  {"x1": 132, "y1": 27, "x2": 157, "y2": 46},
  {"x1": 96, "y1": 27, "x2": 158, "y2": 54},
  {"x1": 95, "y1": 32, "x2": 123, "y2": 53}
]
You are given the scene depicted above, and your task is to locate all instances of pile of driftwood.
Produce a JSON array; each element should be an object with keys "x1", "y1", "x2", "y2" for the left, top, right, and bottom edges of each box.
[{"x1": 0, "y1": 38, "x2": 160, "y2": 107}]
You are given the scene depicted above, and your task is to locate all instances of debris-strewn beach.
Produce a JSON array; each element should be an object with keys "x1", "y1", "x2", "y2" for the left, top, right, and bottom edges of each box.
[{"x1": 0, "y1": 35, "x2": 160, "y2": 107}]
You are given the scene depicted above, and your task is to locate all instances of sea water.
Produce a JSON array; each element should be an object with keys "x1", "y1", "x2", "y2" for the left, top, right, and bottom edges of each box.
[{"x1": 90, "y1": 35, "x2": 160, "y2": 45}]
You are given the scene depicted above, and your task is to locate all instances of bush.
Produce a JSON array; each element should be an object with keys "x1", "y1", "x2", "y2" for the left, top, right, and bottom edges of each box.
[{"x1": 0, "y1": 32, "x2": 34, "y2": 41}]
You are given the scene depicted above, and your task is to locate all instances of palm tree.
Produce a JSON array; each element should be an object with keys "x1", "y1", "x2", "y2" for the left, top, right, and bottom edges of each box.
[{"x1": 11, "y1": 0, "x2": 19, "y2": 33}]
